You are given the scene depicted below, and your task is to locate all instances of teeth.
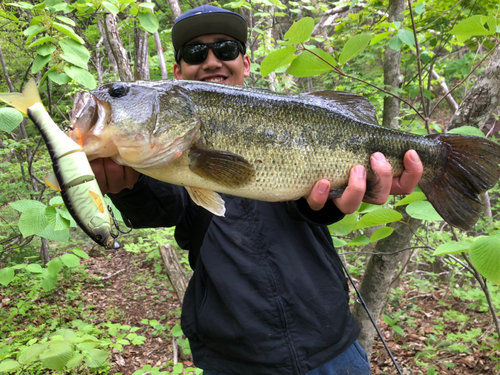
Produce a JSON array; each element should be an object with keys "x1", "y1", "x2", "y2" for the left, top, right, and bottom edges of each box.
[{"x1": 205, "y1": 77, "x2": 225, "y2": 83}]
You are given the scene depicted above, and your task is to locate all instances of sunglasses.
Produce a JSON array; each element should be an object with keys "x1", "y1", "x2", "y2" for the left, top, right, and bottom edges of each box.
[{"x1": 177, "y1": 40, "x2": 246, "y2": 65}]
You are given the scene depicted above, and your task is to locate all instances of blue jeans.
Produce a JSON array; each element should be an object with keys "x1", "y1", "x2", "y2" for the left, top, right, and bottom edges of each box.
[{"x1": 203, "y1": 340, "x2": 371, "y2": 375}]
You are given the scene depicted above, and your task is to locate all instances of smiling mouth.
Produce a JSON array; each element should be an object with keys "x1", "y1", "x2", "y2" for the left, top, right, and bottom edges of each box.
[{"x1": 203, "y1": 77, "x2": 226, "y2": 83}]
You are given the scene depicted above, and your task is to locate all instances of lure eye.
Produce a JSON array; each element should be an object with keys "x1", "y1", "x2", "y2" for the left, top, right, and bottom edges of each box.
[
  {"x1": 95, "y1": 234, "x2": 102, "y2": 241},
  {"x1": 108, "y1": 84, "x2": 129, "y2": 98}
]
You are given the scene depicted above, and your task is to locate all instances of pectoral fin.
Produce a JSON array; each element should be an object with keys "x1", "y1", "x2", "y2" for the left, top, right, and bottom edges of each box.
[
  {"x1": 185, "y1": 186, "x2": 226, "y2": 216},
  {"x1": 188, "y1": 149, "x2": 255, "y2": 188},
  {"x1": 44, "y1": 172, "x2": 61, "y2": 191},
  {"x1": 89, "y1": 190, "x2": 105, "y2": 213}
]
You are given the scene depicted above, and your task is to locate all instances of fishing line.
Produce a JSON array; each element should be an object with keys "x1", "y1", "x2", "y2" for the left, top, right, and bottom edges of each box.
[{"x1": 335, "y1": 251, "x2": 404, "y2": 375}]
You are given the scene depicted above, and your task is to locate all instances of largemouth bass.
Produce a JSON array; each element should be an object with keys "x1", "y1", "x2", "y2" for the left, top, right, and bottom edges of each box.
[
  {"x1": 0, "y1": 79, "x2": 119, "y2": 249},
  {"x1": 71, "y1": 80, "x2": 500, "y2": 231}
]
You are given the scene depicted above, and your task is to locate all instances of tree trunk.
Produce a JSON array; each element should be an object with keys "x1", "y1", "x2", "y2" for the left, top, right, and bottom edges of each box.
[
  {"x1": 0, "y1": 44, "x2": 14, "y2": 92},
  {"x1": 103, "y1": 13, "x2": 134, "y2": 81},
  {"x1": 134, "y1": 22, "x2": 150, "y2": 80},
  {"x1": 146, "y1": 0, "x2": 168, "y2": 79},
  {"x1": 430, "y1": 69, "x2": 459, "y2": 113},
  {"x1": 159, "y1": 244, "x2": 189, "y2": 305},
  {"x1": 352, "y1": 207, "x2": 421, "y2": 358},
  {"x1": 447, "y1": 46, "x2": 500, "y2": 131},
  {"x1": 98, "y1": 20, "x2": 119, "y2": 79},
  {"x1": 166, "y1": 0, "x2": 182, "y2": 20}
]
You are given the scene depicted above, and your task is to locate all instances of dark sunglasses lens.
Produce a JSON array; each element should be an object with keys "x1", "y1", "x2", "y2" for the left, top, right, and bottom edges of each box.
[
  {"x1": 182, "y1": 44, "x2": 208, "y2": 64},
  {"x1": 213, "y1": 41, "x2": 240, "y2": 61}
]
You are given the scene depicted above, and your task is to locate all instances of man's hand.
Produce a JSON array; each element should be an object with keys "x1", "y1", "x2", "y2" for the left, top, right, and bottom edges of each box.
[
  {"x1": 306, "y1": 150, "x2": 423, "y2": 214},
  {"x1": 90, "y1": 158, "x2": 140, "y2": 195}
]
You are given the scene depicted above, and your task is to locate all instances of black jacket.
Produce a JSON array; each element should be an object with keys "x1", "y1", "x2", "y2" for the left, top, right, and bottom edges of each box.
[{"x1": 110, "y1": 176, "x2": 360, "y2": 375}]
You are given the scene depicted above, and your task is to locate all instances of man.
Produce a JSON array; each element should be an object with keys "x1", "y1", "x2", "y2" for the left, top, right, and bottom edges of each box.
[{"x1": 92, "y1": 5, "x2": 423, "y2": 374}]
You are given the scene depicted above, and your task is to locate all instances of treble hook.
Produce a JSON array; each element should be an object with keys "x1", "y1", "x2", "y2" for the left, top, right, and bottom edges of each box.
[{"x1": 108, "y1": 205, "x2": 133, "y2": 236}]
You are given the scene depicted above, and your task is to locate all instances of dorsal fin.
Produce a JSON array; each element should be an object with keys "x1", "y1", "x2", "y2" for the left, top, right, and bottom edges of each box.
[{"x1": 306, "y1": 91, "x2": 379, "y2": 125}]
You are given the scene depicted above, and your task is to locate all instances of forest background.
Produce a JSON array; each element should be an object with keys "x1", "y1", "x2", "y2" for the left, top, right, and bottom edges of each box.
[{"x1": 0, "y1": 0, "x2": 499, "y2": 374}]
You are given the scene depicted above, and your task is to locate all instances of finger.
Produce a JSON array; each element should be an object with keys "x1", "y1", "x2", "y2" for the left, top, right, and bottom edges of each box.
[
  {"x1": 103, "y1": 158, "x2": 137, "y2": 194},
  {"x1": 363, "y1": 152, "x2": 393, "y2": 205},
  {"x1": 333, "y1": 165, "x2": 366, "y2": 214},
  {"x1": 390, "y1": 150, "x2": 423, "y2": 195},
  {"x1": 90, "y1": 158, "x2": 108, "y2": 194},
  {"x1": 306, "y1": 179, "x2": 331, "y2": 211}
]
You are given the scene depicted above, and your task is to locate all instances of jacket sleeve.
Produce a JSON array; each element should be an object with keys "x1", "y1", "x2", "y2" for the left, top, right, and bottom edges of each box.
[
  {"x1": 285, "y1": 198, "x2": 345, "y2": 226},
  {"x1": 107, "y1": 175, "x2": 191, "y2": 229}
]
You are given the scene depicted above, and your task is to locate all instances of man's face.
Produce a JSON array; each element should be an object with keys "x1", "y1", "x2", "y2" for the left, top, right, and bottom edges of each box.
[{"x1": 173, "y1": 34, "x2": 251, "y2": 86}]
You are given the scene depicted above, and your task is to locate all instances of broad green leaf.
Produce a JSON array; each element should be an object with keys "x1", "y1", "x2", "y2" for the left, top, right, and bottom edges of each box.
[
  {"x1": 0, "y1": 267, "x2": 15, "y2": 286},
  {"x1": 85, "y1": 349, "x2": 109, "y2": 368},
  {"x1": 52, "y1": 22, "x2": 85, "y2": 44},
  {"x1": 0, "y1": 108, "x2": 23, "y2": 132},
  {"x1": 469, "y1": 236, "x2": 500, "y2": 284},
  {"x1": 59, "y1": 38, "x2": 90, "y2": 69},
  {"x1": 18, "y1": 344, "x2": 48, "y2": 364},
  {"x1": 449, "y1": 15, "x2": 494, "y2": 39},
  {"x1": 61, "y1": 253, "x2": 81, "y2": 268},
  {"x1": 37, "y1": 225, "x2": 70, "y2": 242},
  {"x1": 314, "y1": 48, "x2": 337, "y2": 67},
  {"x1": 447, "y1": 126, "x2": 485, "y2": 137},
  {"x1": 339, "y1": 33, "x2": 373, "y2": 65},
  {"x1": 45, "y1": 206, "x2": 70, "y2": 230},
  {"x1": 370, "y1": 31, "x2": 392, "y2": 45},
  {"x1": 328, "y1": 213, "x2": 358, "y2": 236},
  {"x1": 370, "y1": 227, "x2": 394, "y2": 242},
  {"x1": 73, "y1": 249, "x2": 89, "y2": 259},
  {"x1": 287, "y1": 50, "x2": 334, "y2": 77},
  {"x1": 282, "y1": 17, "x2": 314, "y2": 45},
  {"x1": 42, "y1": 277, "x2": 58, "y2": 291},
  {"x1": 171, "y1": 325, "x2": 184, "y2": 337},
  {"x1": 394, "y1": 192, "x2": 426, "y2": 206},
  {"x1": 26, "y1": 264, "x2": 43, "y2": 273},
  {"x1": 392, "y1": 325, "x2": 405, "y2": 336},
  {"x1": 357, "y1": 202, "x2": 383, "y2": 214},
  {"x1": 0, "y1": 359, "x2": 20, "y2": 372},
  {"x1": 55, "y1": 329, "x2": 77, "y2": 340},
  {"x1": 406, "y1": 201, "x2": 443, "y2": 222},
  {"x1": 48, "y1": 71, "x2": 71, "y2": 85},
  {"x1": 332, "y1": 237, "x2": 348, "y2": 247},
  {"x1": 19, "y1": 207, "x2": 50, "y2": 237},
  {"x1": 47, "y1": 257, "x2": 63, "y2": 277},
  {"x1": 102, "y1": 1, "x2": 120, "y2": 14},
  {"x1": 397, "y1": 29, "x2": 415, "y2": 46},
  {"x1": 55, "y1": 15, "x2": 75, "y2": 26},
  {"x1": 382, "y1": 314, "x2": 395, "y2": 325},
  {"x1": 28, "y1": 36, "x2": 54, "y2": 49},
  {"x1": 139, "y1": 2, "x2": 155, "y2": 9},
  {"x1": 414, "y1": 2, "x2": 425, "y2": 15},
  {"x1": 433, "y1": 241, "x2": 470, "y2": 256},
  {"x1": 9, "y1": 1, "x2": 34, "y2": 9},
  {"x1": 10, "y1": 199, "x2": 47, "y2": 213},
  {"x1": 487, "y1": 13, "x2": 496, "y2": 35},
  {"x1": 389, "y1": 35, "x2": 402, "y2": 51},
  {"x1": 138, "y1": 12, "x2": 159, "y2": 33},
  {"x1": 64, "y1": 66, "x2": 96, "y2": 89},
  {"x1": 261, "y1": 46, "x2": 297, "y2": 77},
  {"x1": 355, "y1": 208, "x2": 402, "y2": 229},
  {"x1": 31, "y1": 55, "x2": 52, "y2": 74},
  {"x1": 347, "y1": 236, "x2": 370, "y2": 246},
  {"x1": 39, "y1": 343, "x2": 72, "y2": 371},
  {"x1": 36, "y1": 43, "x2": 56, "y2": 56},
  {"x1": 66, "y1": 353, "x2": 84, "y2": 369},
  {"x1": 24, "y1": 25, "x2": 45, "y2": 44}
]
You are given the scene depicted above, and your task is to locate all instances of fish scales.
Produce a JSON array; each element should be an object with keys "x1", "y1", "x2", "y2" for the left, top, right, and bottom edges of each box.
[{"x1": 71, "y1": 80, "x2": 500, "y2": 230}]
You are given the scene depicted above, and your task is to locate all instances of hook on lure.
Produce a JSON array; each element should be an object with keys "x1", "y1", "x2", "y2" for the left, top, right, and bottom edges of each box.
[{"x1": 107, "y1": 205, "x2": 133, "y2": 249}]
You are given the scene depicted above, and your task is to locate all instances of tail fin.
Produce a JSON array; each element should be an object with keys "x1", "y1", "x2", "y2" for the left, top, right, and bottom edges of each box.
[
  {"x1": 420, "y1": 134, "x2": 500, "y2": 230},
  {"x1": 0, "y1": 79, "x2": 43, "y2": 114}
]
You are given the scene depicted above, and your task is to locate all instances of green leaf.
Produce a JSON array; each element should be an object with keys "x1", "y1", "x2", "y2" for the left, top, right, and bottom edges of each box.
[
  {"x1": 45, "y1": 206, "x2": 71, "y2": 230},
  {"x1": 84, "y1": 349, "x2": 109, "y2": 368},
  {"x1": 261, "y1": 46, "x2": 297, "y2": 77},
  {"x1": 347, "y1": 236, "x2": 370, "y2": 246},
  {"x1": 449, "y1": 15, "x2": 495, "y2": 41},
  {"x1": 26, "y1": 264, "x2": 43, "y2": 273},
  {"x1": 370, "y1": 227, "x2": 394, "y2": 242},
  {"x1": 370, "y1": 31, "x2": 392, "y2": 45},
  {"x1": 10, "y1": 199, "x2": 46, "y2": 213},
  {"x1": 382, "y1": 314, "x2": 394, "y2": 325},
  {"x1": 36, "y1": 43, "x2": 56, "y2": 56},
  {"x1": 66, "y1": 353, "x2": 85, "y2": 369},
  {"x1": 64, "y1": 66, "x2": 96, "y2": 89},
  {"x1": 355, "y1": 208, "x2": 403, "y2": 229},
  {"x1": 19, "y1": 207, "x2": 50, "y2": 237},
  {"x1": 282, "y1": 17, "x2": 314, "y2": 45},
  {"x1": 59, "y1": 38, "x2": 90, "y2": 69},
  {"x1": 137, "y1": 12, "x2": 159, "y2": 33},
  {"x1": 0, "y1": 267, "x2": 15, "y2": 286},
  {"x1": 42, "y1": 276, "x2": 58, "y2": 291},
  {"x1": 37, "y1": 225, "x2": 70, "y2": 242},
  {"x1": 339, "y1": 33, "x2": 373, "y2": 65},
  {"x1": 25, "y1": 25, "x2": 45, "y2": 44},
  {"x1": 9, "y1": 1, "x2": 34, "y2": 9},
  {"x1": 39, "y1": 343, "x2": 72, "y2": 371},
  {"x1": 328, "y1": 213, "x2": 358, "y2": 236},
  {"x1": 171, "y1": 325, "x2": 184, "y2": 337},
  {"x1": 28, "y1": 36, "x2": 54, "y2": 49},
  {"x1": 414, "y1": 2, "x2": 425, "y2": 15},
  {"x1": 447, "y1": 126, "x2": 485, "y2": 137},
  {"x1": 389, "y1": 35, "x2": 402, "y2": 51},
  {"x1": 406, "y1": 201, "x2": 443, "y2": 222},
  {"x1": 392, "y1": 325, "x2": 405, "y2": 336},
  {"x1": 394, "y1": 192, "x2": 426, "y2": 206},
  {"x1": 0, "y1": 108, "x2": 24, "y2": 132},
  {"x1": 469, "y1": 236, "x2": 500, "y2": 284},
  {"x1": 73, "y1": 248, "x2": 89, "y2": 259},
  {"x1": 331, "y1": 237, "x2": 347, "y2": 247},
  {"x1": 61, "y1": 253, "x2": 81, "y2": 268},
  {"x1": 433, "y1": 241, "x2": 471, "y2": 256},
  {"x1": 48, "y1": 71, "x2": 72, "y2": 85},
  {"x1": 139, "y1": 2, "x2": 155, "y2": 9},
  {"x1": 18, "y1": 344, "x2": 48, "y2": 364},
  {"x1": 102, "y1": 1, "x2": 120, "y2": 15},
  {"x1": 52, "y1": 22, "x2": 85, "y2": 44},
  {"x1": 55, "y1": 15, "x2": 75, "y2": 26},
  {"x1": 31, "y1": 55, "x2": 52, "y2": 74},
  {"x1": 0, "y1": 359, "x2": 20, "y2": 372},
  {"x1": 397, "y1": 29, "x2": 415, "y2": 46},
  {"x1": 48, "y1": 257, "x2": 63, "y2": 277},
  {"x1": 287, "y1": 50, "x2": 334, "y2": 77}
]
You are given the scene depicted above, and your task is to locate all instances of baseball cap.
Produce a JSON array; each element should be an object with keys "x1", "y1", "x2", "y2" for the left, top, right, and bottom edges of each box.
[{"x1": 172, "y1": 5, "x2": 248, "y2": 54}]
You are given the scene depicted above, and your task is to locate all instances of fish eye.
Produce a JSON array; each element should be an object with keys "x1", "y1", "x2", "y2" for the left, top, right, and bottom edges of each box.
[{"x1": 108, "y1": 84, "x2": 129, "y2": 98}]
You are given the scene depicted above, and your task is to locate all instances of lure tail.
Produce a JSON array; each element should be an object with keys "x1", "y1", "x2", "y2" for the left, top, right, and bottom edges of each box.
[
  {"x1": 0, "y1": 78, "x2": 42, "y2": 114},
  {"x1": 420, "y1": 133, "x2": 500, "y2": 230}
]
